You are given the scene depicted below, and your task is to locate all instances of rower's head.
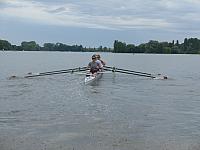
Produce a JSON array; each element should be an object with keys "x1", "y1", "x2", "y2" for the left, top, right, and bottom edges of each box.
[
  {"x1": 92, "y1": 55, "x2": 96, "y2": 61},
  {"x1": 96, "y1": 54, "x2": 101, "y2": 60}
]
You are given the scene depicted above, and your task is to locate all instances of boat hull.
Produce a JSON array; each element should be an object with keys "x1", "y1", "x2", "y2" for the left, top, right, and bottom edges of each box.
[{"x1": 84, "y1": 72, "x2": 103, "y2": 85}]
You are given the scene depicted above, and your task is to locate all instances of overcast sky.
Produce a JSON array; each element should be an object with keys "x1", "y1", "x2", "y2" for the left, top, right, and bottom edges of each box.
[{"x1": 1, "y1": 0, "x2": 200, "y2": 47}]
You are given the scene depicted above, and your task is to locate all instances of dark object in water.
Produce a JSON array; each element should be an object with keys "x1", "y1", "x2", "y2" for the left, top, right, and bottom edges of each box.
[
  {"x1": 8, "y1": 75, "x2": 17, "y2": 79},
  {"x1": 163, "y1": 76, "x2": 168, "y2": 79}
]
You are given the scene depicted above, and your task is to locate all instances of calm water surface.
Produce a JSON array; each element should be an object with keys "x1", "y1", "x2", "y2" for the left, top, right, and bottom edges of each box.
[{"x1": 0, "y1": 51, "x2": 200, "y2": 150}]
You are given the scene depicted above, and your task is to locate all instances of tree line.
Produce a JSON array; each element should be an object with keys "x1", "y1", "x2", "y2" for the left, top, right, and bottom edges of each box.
[
  {"x1": 0, "y1": 40, "x2": 112, "y2": 52},
  {"x1": 1, "y1": 38, "x2": 200, "y2": 54},
  {"x1": 114, "y1": 38, "x2": 200, "y2": 54}
]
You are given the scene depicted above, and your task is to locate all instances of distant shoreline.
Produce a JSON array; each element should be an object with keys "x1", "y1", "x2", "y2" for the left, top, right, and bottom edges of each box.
[
  {"x1": 1, "y1": 50, "x2": 200, "y2": 55},
  {"x1": 1, "y1": 38, "x2": 200, "y2": 54}
]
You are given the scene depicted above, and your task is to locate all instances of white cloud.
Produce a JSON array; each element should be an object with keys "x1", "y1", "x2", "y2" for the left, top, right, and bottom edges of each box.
[{"x1": 1, "y1": 0, "x2": 200, "y2": 31}]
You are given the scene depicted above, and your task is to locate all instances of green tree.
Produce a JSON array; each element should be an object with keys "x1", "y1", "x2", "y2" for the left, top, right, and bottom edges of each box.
[
  {"x1": 145, "y1": 40, "x2": 161, "y2": 53},
  {"x1": 171, "y1": 46, "x2": 180, "y2": 54},
  {"x1": 176, "y1": 40, "x2": 179, "y2": 46},
  {"x1": 98, "y1": 46, "x2": 103, "y2": 51},
  {"x1": 126, "y1": 44, "x2": 135, "y2": 53},
  {"x1": 114, "y1": 40, "x2": 126, "y2": 53},
  {"x1": 103, "y1": 47, "x2": 108, "y2": 52},
  {"x1": 21, "y1": 41, "x2": 40, "y2": 51},
  {"x1": 163, "y1": 47, "x2": 171, "y2": 54},
  {"x1": 43, "y1": 43, "x2": 55, "y2": 51},
  {"x1": 136, "y1": 44, "x2": 146, "y2": 53},
  {"x1": 0, "y1": 39, "x2": 12, "y2": 50},
  {"x1": 12, "y1": 45, "x2": 22, "y2": 51}
]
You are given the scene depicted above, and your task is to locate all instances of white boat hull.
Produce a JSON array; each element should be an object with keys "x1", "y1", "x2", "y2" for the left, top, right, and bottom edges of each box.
[{"x1": 84, "y1": 72, "x2": 103, "y2": 85}]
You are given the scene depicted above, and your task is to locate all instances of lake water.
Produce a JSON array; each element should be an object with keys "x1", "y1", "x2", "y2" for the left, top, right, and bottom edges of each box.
[{"x1": 0, "y1": 51, "x2": 200, "y2": 150}]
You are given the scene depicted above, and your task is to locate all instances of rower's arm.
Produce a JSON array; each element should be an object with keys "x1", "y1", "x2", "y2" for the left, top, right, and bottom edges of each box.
[
  {"x1": 101, "y1": 60, "x2": 106, "y2": 66},
  {"x1": 87, "y1": 62, "x2": 91, "y2": 69}
]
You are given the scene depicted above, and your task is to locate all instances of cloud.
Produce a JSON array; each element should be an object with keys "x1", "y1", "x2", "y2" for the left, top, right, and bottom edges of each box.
[{"x1": 1, "y1": 0, "x2": 200, "y2": 31}]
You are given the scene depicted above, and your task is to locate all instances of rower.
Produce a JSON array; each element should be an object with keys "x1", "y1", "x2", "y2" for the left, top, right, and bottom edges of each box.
[
  {"x1": 96, "y1": 54, "x2": 106, "y2": 69},
  {"x1": 87, "y1": 55, "x2": 100, "y2": 74}
]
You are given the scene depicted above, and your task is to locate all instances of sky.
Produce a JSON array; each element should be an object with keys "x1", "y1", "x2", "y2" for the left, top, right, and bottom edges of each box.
[{"x1": 1, "y1": 0, "x2": 200, "y2": 47}]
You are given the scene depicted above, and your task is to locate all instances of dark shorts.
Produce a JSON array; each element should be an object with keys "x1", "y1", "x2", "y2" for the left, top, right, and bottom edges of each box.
[{"x1": 90, "y1": 68, "x2": 99, "y2": 74}]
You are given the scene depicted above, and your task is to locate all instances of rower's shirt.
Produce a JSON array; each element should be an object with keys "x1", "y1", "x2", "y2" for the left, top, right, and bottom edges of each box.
[
  {"x1": 96, "y1": 60, "x2": 103, "y2": 68},
  {"x1": 88, "y1": 61, "x2": 99, "y2": 70}
]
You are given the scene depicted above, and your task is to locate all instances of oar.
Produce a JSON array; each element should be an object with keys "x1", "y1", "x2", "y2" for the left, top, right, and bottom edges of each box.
[
  {"x1": 104, "y1": 66, "x2": 152, "y2": 75},
  {"x1": 24, "y1": 69, "x2": 87, "y2": 78},
  {"x1": 38, "y1": 67, "x2": 87, "y2": 75},
  {"x1": 25, "y1": 70, "x2": 72, "y2": 78},
  {"x1": 24, "y1": 67, "x2": 87, "y2": 78},
  {"x1": 104, "y1": 68, "x2": 155, "y2": 78}
]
